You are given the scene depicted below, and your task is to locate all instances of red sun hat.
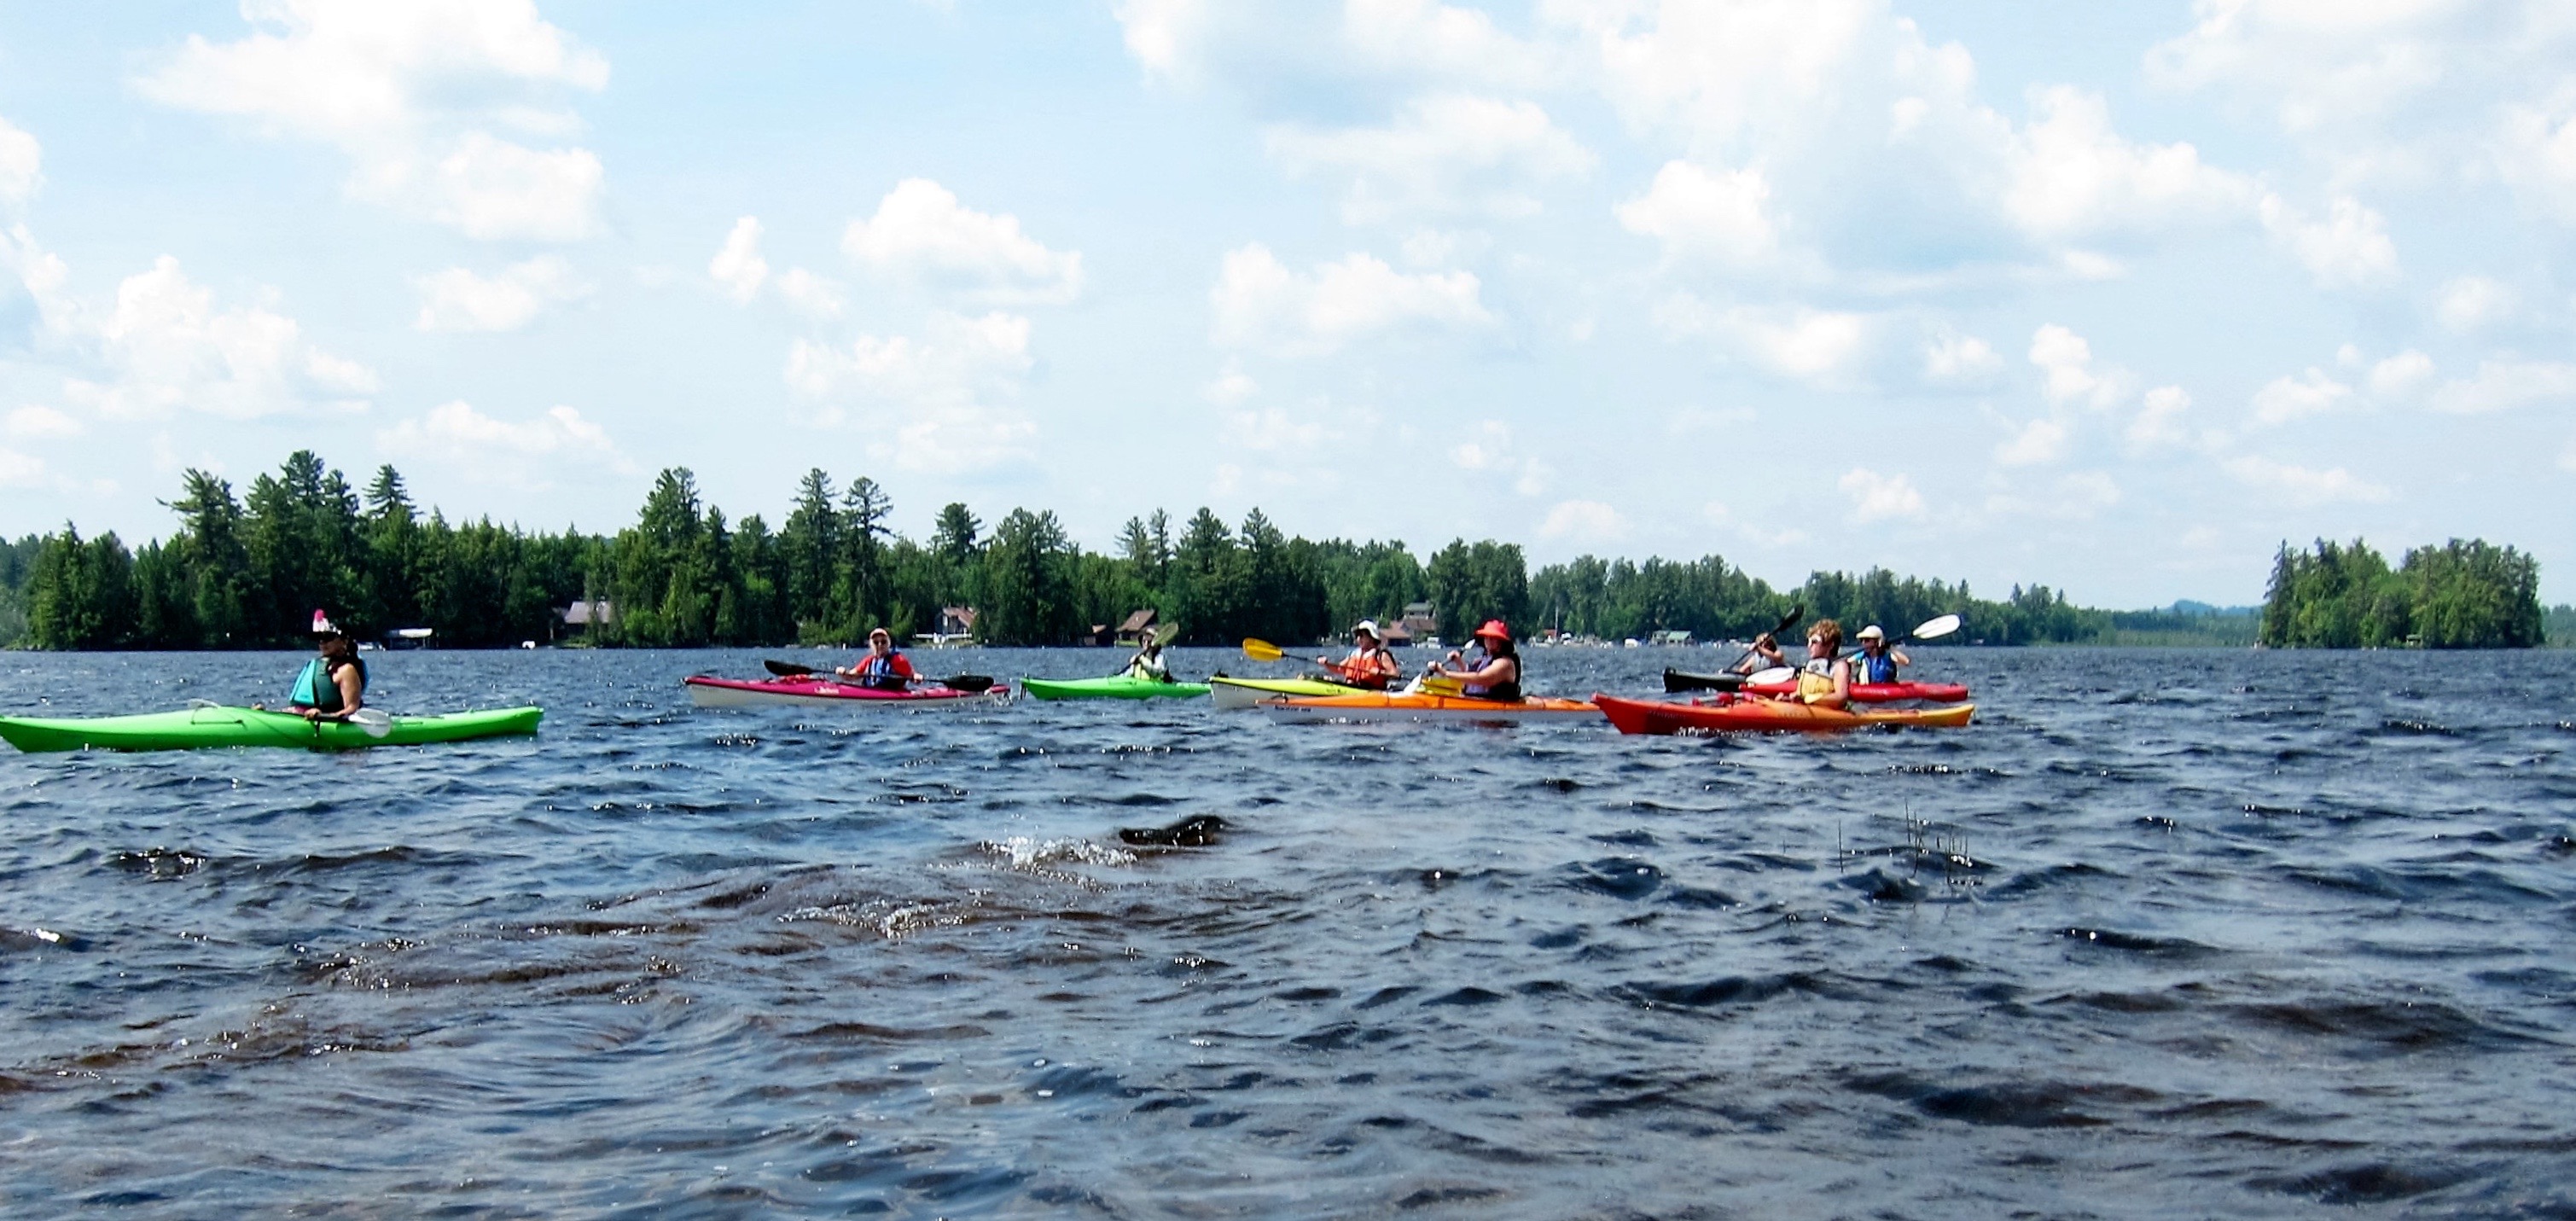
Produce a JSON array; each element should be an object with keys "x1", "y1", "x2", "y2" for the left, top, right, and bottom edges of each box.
[{"x1": 1472, "y1": 619, "x2": 1512, "y2": 641}]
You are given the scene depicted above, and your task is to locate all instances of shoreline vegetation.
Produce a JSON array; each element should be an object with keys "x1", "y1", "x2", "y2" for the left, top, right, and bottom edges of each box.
[{"x1": 0, "y1": 451, "x2": 2551, "y2": 651}]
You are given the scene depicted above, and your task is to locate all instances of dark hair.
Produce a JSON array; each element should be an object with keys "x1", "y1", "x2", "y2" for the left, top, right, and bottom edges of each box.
[{"x1": 1481, "y1": 634, "x2": 1517, "y2": 660}]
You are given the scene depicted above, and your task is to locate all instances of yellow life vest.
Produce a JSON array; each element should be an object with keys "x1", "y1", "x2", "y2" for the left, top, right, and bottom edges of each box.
[{"x1": 1796, "y1": 662, "x2": 1839, "y2": 704}]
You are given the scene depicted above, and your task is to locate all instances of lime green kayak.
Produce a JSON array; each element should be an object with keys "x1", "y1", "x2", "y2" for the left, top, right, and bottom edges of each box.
[
  {"x1": 0, "y1": 705, "x2": 544, "y2": 753},
  {"x1": 1020, "y1": 675, "x2": 1209, "y2": 701}
]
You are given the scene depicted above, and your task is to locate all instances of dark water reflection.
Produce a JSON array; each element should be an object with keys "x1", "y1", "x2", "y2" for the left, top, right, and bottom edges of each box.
[{"x1": 0, "y1": 645, "x2": 2571, "y2": 1217}]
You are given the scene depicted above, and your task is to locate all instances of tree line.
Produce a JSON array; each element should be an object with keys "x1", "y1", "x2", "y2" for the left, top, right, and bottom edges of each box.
[
  {"x1": 2259, "y1": 538, "x2": 2546, "y2": 648},
  {"x1": 0, "y1": 451, "x2": 2552, "y2": 650}
]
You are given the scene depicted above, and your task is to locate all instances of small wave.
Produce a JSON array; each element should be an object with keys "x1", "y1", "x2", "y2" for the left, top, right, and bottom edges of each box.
[
  {"x1": 2250, "y1": 1160, "x2": 2475, "y2": 1205},
  {"x1": 1846, "y1": 1071, "x2": 2160, "y2": 1128},
  {"x1": 2225, "y1": 997, "x2": 2538, "y2": 1055},
  {"x1": 2057, "y1": 927, "x2": 2222, "y2": 960},
  {"x1": 1561, "y1": 857, "x2": 1663, "y2": 900},
  {"x1": 978, "y1": 836, "x2": 1137, "y2": 869}
]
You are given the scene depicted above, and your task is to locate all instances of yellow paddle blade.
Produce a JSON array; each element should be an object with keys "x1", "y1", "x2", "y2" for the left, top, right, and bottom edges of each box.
[{"x1": 1241, "y1": 638, "x2": 1283, "y2": 661}]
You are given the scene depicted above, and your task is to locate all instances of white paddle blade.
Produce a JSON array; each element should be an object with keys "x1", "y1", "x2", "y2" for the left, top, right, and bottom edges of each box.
[
  {"x1": 1912, "y1": 613, "x2": 1963, "y2": 641},
  {"x1": 346, "y1": 707, "x2": 393, "y2": 738},
  {"x1": 1746, "y1": 666, "x2": 1797, "y2": 686}
]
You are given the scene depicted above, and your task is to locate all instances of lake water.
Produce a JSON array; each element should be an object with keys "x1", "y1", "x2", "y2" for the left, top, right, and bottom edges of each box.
[{"x1": 0, "y1": 645, "x2": 2571, "y2": 1218}]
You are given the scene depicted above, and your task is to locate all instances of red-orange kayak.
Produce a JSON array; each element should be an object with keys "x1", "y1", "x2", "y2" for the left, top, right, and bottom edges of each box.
[{"x1": 1594, "y1": 693, "x2": 1974, "y2": 735}]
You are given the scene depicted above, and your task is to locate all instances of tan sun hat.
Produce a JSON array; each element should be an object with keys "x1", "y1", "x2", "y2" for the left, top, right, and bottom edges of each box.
[
  {"x1": 1353, "y1": 619, "x2": 1379, "y2": 637},
  {"x1": 1857, "y1": 625, "x2": 1886, "y2": 641}
]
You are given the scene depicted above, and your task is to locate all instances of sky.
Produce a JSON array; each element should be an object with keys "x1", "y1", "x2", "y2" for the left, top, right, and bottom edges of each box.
[{"x1": 0, "y1": 0, "x2": 2570, "y2": 608}]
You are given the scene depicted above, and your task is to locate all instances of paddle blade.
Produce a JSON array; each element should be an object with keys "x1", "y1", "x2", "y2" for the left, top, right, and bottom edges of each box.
[
  {"x1": 1910, "y1": 613, "x2": 1963, "y2": 642},
  {"x1": 1241, "y1": 638, "x2": 1283, "y2": 661},
  {"x1": 1663, "y1": 669, "x2": 1743, "y2": 693},
  {"x1": 763, "y1": 659, "x2": 821, "y2": 677},
  {"x1": 942, "y1": 674, "x2": 996, "y2": 693},
  {"x1": 1745, "y1": 666, "x2": 1797, "y2": 686},
  {"x1": 346, "y1": 707, "x2": 393, "y2": 739},
  {"x1": 1772, "y1": 604, "x2": 1805, "y2": 636}
]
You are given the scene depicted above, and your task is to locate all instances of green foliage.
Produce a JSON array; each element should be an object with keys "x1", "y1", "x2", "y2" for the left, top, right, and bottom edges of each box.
[
  {"x1": 2259, "y1": 538, "x2": 2543, "y2": 648},
  {"x1": 20, "y1": 451, "x2": 2537, "y2": 654},
  {"x1": 2547, "y1": 605, "x2": 2576, "y2": 648}
]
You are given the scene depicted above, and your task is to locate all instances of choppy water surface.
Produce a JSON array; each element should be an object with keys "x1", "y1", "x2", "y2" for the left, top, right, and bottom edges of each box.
[{"x1": 1, "y1": 645, "x2": 2571, "y2": 1218}]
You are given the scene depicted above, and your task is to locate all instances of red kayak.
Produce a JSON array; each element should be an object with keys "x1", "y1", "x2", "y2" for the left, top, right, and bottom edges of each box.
[
  {"x1": 683, "y1": 675, "x2": 1004, "y2": 709},
  {"x1": 1595, "y1": 692, "x2": 1974, "y2": 735},
  {"x1": 1740, "y1": 679, "x2": 1969, "y2": 703}
]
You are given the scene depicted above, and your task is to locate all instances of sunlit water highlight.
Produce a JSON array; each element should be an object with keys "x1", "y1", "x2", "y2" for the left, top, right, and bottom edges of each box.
[{"x1": 0, "y1": 646, "x2": 2570, "y2": 1217}]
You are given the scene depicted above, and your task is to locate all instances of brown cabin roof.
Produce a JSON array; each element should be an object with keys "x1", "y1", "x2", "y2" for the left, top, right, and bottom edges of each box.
[{"x1": 1117, "y1": 608, "x2": 1159, "y2": 633}]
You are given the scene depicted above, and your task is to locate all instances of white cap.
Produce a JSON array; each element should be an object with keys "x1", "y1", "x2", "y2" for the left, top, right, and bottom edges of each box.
[
  {"x1": 1857, "y1": 624, "x2": 1886, "y2": 640},
  {"x1": 1353, "y1": 619, "x2": 1379, "y2": 636}
]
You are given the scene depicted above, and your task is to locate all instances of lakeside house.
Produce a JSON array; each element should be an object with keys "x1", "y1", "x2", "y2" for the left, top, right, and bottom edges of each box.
[
  {"x1": 1398, "y1": 602, "x2": 1437, "y2": 642},
  {"x1": 916, "y1": 605, "x2": 978, "y2": 648},
  {"x1": 561, "y1": 599, "x2": 613, "y2": 642}
]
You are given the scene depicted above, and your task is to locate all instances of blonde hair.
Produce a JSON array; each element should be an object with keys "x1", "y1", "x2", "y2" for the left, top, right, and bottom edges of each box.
[{"x1": 1807, "y1": 619, "x2": 1843, "y2": 658}]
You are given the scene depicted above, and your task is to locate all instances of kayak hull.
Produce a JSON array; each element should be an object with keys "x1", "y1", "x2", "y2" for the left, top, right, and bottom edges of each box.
[
  {"x1": 684, "y1": 676, "x2": 1003, "y2": 709},
  {"x1": 1595, "y1": 693, "x2": 1974, "y2": 735},
  {"x1": 0, "y1": 705, "x2": 544, "y2": 753},
  {"x1": 1209, "y1": 677, "x2": 1365, "y2": 710},
  {"x1": 1021, "y1": 676, "x2": 1211, "y2": 701},
  {"x1": 1261, "y1": 691, "x2": 1599, "y2": 724}
]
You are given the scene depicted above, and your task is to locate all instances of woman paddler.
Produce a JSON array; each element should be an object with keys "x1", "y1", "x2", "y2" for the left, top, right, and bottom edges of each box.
[
  {"x1": 829, "y1": 627, "x2": 916, "y2": 690},
  {"x1": 1794, "y1": 619, "x2": 1853, "y2": 709},
  {"x1": 1319, "y1": 619, "x2": 1399, "y2": 689},
  {"x1": 1428, "y1": 619, "x2": 1521, "y2": 701},
  {"x1": 279, "y1": 631, "x2": 368, "y2": 722}
]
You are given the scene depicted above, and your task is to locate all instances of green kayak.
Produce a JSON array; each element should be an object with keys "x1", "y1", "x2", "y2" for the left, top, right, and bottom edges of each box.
[
  {"x1": 0, "y1": 705, "x2": 544, "y2": 753},
  {"x1": 1020, "y1": 675, "x2": 1210, "y2": 701}
]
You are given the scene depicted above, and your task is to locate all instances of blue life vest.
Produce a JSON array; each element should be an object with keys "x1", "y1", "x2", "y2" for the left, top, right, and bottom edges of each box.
[
  {"x1": 853, "y1": 649, "x2": 908, "y2": 690},
  {"x1": 1853, "y1": 651, "x2": 1897, "y2": 683},
  {"x1": 290, "y1": 656, "x2": 367, "y2": 711}
]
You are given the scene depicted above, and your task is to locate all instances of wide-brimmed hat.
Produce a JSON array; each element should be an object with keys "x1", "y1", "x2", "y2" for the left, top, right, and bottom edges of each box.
[
  {"x1": 1472, "y1": 619, "x2": 1512, "y2": 641},
  {"x1": 1352, "y1": 619, "x2": 1379, "y2": 637},
  {"x1": 1857, "y1": 625, "x2": 1886, "y2": 641}
]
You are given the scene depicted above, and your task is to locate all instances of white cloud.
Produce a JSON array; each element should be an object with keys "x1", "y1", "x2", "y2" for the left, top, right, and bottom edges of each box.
[
  {"x1": 30, "y1": 254, "x2": 377, "y2": 422},
  {"x1": 2435, "y1": 276, "x2": 2520, "y2": 331},
  {"x1": 2366, "y1": 349, "x2": 2436, "y2": 400},
  {"x1": 784, "y1": 311, "x2": 1038, "y2": 474},
  {"x1": 2563, "y1": 434, "x2": 2576, "y2": 474},
  {"x1": 2249, "y1": 367, "x2": 2354, "y2": 426},
  {"x1": 2146, "y1": 1, "x2": 2455, "y2": 136},
  {"x1": 2259, "y1": 194, "x2": 2398, "y2": 288},
  {"x1": 2428, "y1": 359, "x2": 2576, "y2": 415},
  {"x1": 774, "y1": 269, "x2": 844, "y2": 320},
  {"x1": 1211, "y1": 243, "x2": 1492, "y2": 354},
  {"x1": 1657, "y1": 296, "x2": 1869, "y2": 386},
  {"x1": 376, "y1": 400, "x2": 625, "y2": 479},
  {"x1": 2497, "y1": 93, "x2": 2576, "y2": 224},
  {"x1": 1922, "y1": 330, "x2": 2003, "y2": 384},
  {"x1": 842, "y1": 178, "x2": 1081, "y2": 305},
  {"x1": 1538, "y1": 498, "x2": 1629, "y2": 543},
  {"x1": 413, "y1": 255, "x2": 586, "y2": 332},
  {"x1": 1340, "y1": 0, "x2": 1559, "y2": 88},
  {"x1": 1994, "y1": 416, "x2": 2068, "y2": 467},
  {"x1": 1839, "y1": 466, "x2": 1924, "y2": 522},
  {"x1": 0, "y1": 446, "x2": 44, "y2": 487},
  {"x1": 709, "y1": 216, "x2": 769, "y2": 303},
  {"x1": 1666, "y1": 404, "x2": 1755, "y2": 435},
  {"x1": 5, "y1": 405, "x2": 79, "y2": 439},
  {"x1": 1448, "y1": 418, "x2": 1550, "y2": 494},
  {"x1": 2003, "y1": 86, "x2": 2253, "y2": 243},
  {"x1": 2127, "y1": 385, "x2": 2192, "y2": 449},
  {"x1": 2028, "y1": 323, "x2": 2129, "y2": 410},
  {"x1": 1114, "y1": 0, "x2": 1210, "y2": 82},
  {"x1": 1268, "y1": 94, "x2": 1592, "y2": 223},
  {"x1": 2223, "y1": 454, "x2": 2390, "y2": 505},
  {"x1": 1204, "y1": 367, "x2": 1257, "y2": 404},
  {"x1": 1616, "y1": 160, "x2": 1781, "y2": 267},
  {"x1": 0, "y1": 117, "x2": 39, "y2": 206},
  {"x1": 136, "y1": 0, "x2": 609, "y2": 241}
]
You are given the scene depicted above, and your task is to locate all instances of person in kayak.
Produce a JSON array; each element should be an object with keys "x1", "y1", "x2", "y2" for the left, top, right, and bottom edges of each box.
[
  {"x1": 1430, "y1": 619, "x2": 1521, "y2": 701},
  {"x1": 1795, "y1": 619, "x2": 1852, "y2": 709},
  {"x1": 1125, "y1": 633, "x2": 1172, "y2": 683},
  {"x1": 828, "y1": 628, "x2": 916, "y2": 690},
  {"x1": 1319, "y1": 619, "x2": 1400, "y2": 689},
  {"x1": 1850, "y1": 625, "x2": 1910, "y2": 684},
  {"x1": 1730, "y1": 630, "x2": 1788, "y2": 675},
  {"x1": 280, "y1": 631, "x2": 368, "y2": 722}
]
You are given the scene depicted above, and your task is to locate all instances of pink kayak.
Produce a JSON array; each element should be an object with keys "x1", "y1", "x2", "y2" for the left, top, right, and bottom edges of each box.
[
  {"x1": 683, "y1": 675, "x2": 1004, "y2": 710},
  {"x1": 1740, "y1": 679, "x2": 1969, "y2": 703}
]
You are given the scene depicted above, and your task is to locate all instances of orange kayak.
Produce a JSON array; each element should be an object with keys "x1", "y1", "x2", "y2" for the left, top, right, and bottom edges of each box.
[
  {"x1": 1594, "y1": 693, "x2": 1974, "y2": 735},
  {"x1": 1259, "y1": 690, "x2": 1599, "y2": 724}
]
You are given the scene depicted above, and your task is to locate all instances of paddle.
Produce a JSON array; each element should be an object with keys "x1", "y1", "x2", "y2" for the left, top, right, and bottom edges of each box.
[
  {"x1": 1241, "y1": 637, "x2": 1283, "y2": 661},
  {"x1": 1836, "y1": 613, "x2": 1963, "y2": 659},
  {"x1": 761, "y1": 659, "x2": 996, "y2": 693},
  {"x1": 206, "y1": 696, "x2": 393, "y2": 737}
]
